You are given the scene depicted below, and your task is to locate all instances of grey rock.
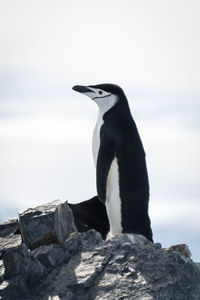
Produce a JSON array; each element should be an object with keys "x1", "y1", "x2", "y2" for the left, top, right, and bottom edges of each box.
[
  {"x1": 0, "y1": 218, "x2": 22, "y2": 285},
  {"x1": 19, "y1": 200, "x2": 77, "y2": 250},
  {"x1": 0, "y1": 218, "x2": 19, "y2": 237},
  {"x1": 0, "y1": 203, "x2": 200, "y2": 300},
  {"x1": 0, "y1": 244, "x2": 47, "y2": 299},
  {"x1": 0, "y1": 218, "x2": 21, "y2": 255},
  {"x1": 0, "y1": 276, "x2": 30, "y2": 300},
  {"x1": 34, "y1": 233, "x2": 200, "y2": 300},
  {"x1": 33, "y1": 229, "x2": 103, "y2": 270},
  {"x1": 0, "y1": 260, "x2": 5, "y2": 280},
  {"x1": 3, "y1": 244, "x2": 46, "y2": 281},
  {"x1": 196, "y1": 263, "x2": 200, "y2": 271}
]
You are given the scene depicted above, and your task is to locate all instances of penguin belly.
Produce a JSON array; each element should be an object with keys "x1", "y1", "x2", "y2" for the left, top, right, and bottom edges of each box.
[
  {"x1": 92, "y1": 114, "x2": 123, "y2": 238},
  {"x1": 92, "y1": 113, "x2": 104, "y2": 166},
  {"x1": 106, "y1": 157, "x2": 122, "y2": 237}
]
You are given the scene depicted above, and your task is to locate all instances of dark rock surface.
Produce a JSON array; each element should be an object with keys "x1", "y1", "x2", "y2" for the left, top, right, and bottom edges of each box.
[
  {"x1": 0, "y1": 219, "x2": 21, "y2": 255},
  {"x1": 0, "y1": 200, "x2": 200, "y2": 299},
  {"x1": 19, "y1": 200, "x2": 77, "y2": 250}
]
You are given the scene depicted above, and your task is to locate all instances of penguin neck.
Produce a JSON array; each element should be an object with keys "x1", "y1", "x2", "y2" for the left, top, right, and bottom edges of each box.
[
  {"x1": 103, "y1": 94, "x2": 131, "y2": 122},
  {"x1": 96, "y1": 94, "x2": 118, "y2": 119}
]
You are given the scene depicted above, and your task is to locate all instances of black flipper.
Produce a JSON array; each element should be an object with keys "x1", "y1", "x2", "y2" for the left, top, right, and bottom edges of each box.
[
  {"x1": 68, "y1": 196, "x2": 109, "y2": 239},
  {"x1": 96, "y1": 135, "x2": 115, "y2": 203}
]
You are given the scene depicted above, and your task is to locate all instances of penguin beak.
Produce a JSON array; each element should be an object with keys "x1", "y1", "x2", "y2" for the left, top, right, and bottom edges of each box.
[{"x1": 72, "y1": 85, "x2": 93, "y2": 94}]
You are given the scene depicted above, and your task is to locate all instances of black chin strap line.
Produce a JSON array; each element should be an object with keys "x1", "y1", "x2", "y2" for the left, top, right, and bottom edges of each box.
[{"x1": 92, "y1": 94, "x2": 112, "y2": 100}]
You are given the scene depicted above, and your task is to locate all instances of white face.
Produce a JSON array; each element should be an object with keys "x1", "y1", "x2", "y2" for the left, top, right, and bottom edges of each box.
[{"x1": 84, "y1": 87, "x2": 118, "y2": 114}]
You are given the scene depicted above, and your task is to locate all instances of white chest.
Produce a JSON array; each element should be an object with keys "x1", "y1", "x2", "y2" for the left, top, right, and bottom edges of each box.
[
  {"x1": 92, "y1": 113, "x2": 104, "y2": 166},
  {"x1": 106, "y1": 157, "x2": 122, "y2": 237},
  {"x1": 92, "y1": 114, "x2": 123, "y2": 238}
]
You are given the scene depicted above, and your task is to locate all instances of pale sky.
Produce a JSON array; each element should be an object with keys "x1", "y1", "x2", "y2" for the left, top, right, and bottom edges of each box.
[{"x1": 0, "y1": 0, "x2": 200, "y2": 260}]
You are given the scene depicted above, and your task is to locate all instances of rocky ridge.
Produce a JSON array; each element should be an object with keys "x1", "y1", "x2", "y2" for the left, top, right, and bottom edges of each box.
[{"x1": 0, "y1": 200, "x2": 200, "y2": 299}]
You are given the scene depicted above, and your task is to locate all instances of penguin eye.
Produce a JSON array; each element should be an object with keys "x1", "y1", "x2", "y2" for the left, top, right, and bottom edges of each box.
[{"x1": 98, "y1": 91, "x2": 103, "y2": 95}]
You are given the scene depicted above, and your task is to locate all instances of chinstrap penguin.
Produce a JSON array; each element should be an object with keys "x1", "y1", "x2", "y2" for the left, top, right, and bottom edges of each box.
[{"x1": 72, "y1": 83, "x2": 153, "y2": 242}]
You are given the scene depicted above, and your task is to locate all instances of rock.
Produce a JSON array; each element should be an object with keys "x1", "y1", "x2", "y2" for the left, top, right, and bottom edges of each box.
[
  {"x1": 31, "y1": 233, "x2": 200, "y2": 300},
  {"x1": 1, "y1": 244, "x2": 47, "y2": 299},
  {"x1": 0, "y1": 219, "x2": 19, "y2": 237},
  {"x1": 1, "y1": 200, "x2": 200, "y2": 299},
  {"x1": 0, "y1": 260, "x2": 4, "y2": 280},
  {"x1": 19, "y1": 200, "x2": 77, "y2": 250},
  {"x1": 165, "y1": 243, "x2": 192, "y2": 259},
  {"x1": 32, "y1": 230, "x2": 103, "y2": 270},
  {"x1": 0, "y1": 218, "x2": 22, "y2": 291},
  {"x1": 0, "y1": 219, "x2": 21, "y2": 258},
  {"x1": 0, "y1": 276, "x2": 30, "y2": 300},
  {"x1": 196, "y1": 263, "x2": 200, "y2": 271},
  {"x1": 3, "y1": 244, "x2": 47, "y2": 282}
]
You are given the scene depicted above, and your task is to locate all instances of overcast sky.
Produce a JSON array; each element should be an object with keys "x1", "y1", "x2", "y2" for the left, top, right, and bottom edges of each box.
[{"x1": 0, "y1": 0, "x2": 200, "y2": 261}]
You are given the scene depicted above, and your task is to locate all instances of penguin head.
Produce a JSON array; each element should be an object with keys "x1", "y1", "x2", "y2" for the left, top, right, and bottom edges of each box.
[{"x1": 72, "y1": 83, "x2": 126, "y2": 113}]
